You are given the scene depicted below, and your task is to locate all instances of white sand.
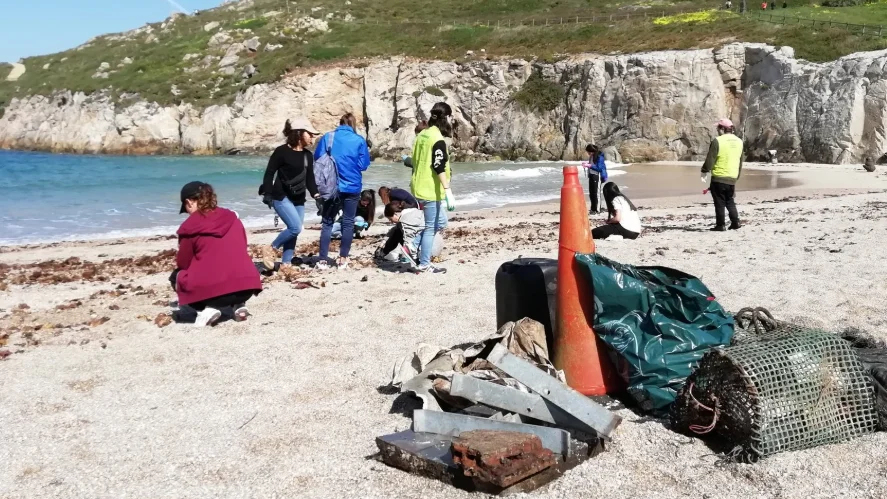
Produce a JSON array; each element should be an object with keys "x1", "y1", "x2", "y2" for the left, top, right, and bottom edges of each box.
[{"x1": 1, "y1": 163, "x2": 886, "y2": 497}]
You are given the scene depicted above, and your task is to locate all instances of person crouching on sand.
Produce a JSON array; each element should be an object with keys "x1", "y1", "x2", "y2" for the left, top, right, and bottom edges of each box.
[
  {"x1": 171, "y1": 182, "x2": 262, "y2": 327},
  {"x1": 332, "y1": 189, "x2": 376, "y2": 239},
  {"x1": 382, "y1": 202, "x2": 426, "y2": 265},
  {"x1": 592, "y1": 182, "x2": 642, "y2": 240}
]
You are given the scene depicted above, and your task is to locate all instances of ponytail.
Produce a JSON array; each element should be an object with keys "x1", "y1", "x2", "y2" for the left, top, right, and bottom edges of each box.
[{"x1": 194, "y1": 184, "x2": 218, "y2": 214}]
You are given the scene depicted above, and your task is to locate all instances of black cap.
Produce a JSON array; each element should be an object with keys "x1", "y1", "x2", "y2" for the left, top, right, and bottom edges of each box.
[{"x1": 179, "y1": 181, "x2": 207, "y2": 214}]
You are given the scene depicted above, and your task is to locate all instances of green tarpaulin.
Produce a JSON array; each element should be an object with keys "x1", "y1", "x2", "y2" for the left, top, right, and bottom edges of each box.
[{"x1": 575, "y1": 253, "x2": 734, "y2": 412}]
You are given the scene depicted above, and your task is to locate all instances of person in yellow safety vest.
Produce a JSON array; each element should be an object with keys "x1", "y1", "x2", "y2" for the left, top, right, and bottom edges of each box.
[
  {"x1": 409, "y1": 102, "x2": 457, "y2": 274},
  {"x1": 701, "y1": 118, "x2": 744, "y2": 231}
]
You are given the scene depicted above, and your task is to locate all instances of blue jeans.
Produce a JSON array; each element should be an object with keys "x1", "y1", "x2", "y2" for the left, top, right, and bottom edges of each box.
[
  {"x1": 320, "y1": 192, "x2": 360, "y2": 259},
  {"x1": 271, "y1": 198, "x2": 305, "y2": 264},
  {"x1": 415, "y1": 199, "x2": 447, "y2": 267},
  {"x1": 332, "y1": 216, "x2": 366, "y2": 239}
]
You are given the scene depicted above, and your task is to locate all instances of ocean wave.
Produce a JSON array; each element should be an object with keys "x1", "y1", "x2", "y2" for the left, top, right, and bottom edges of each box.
[{"x1": 459, "y1": 167, "x2": 561, "y2": 180}]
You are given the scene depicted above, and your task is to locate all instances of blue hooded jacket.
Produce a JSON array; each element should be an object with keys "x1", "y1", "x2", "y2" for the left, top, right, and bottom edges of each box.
[
  {"x1": 586, "y1": 153, "x2": 608, "y2": 182},
  {"x1": 314, "y1": 125, "x2": 371, "y2": 195}
]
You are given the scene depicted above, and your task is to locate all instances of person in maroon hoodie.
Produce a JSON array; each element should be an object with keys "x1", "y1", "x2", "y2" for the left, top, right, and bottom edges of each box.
[{"x1": 171, "y1": 181, "x2": 262, "y2": 327}]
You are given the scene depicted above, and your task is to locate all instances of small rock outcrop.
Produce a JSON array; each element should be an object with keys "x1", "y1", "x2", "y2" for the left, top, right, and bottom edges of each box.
[{"x1": 4, "y1": 63, "x2": 25, "y2": 81}]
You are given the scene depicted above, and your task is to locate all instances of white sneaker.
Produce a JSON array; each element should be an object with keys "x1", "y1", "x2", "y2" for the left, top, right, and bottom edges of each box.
[
  {"x1": 233, "y1": 305, "x2": 249, "y2": 322},
  {"x1": 315, "y1": 260, "x2": 330, "y2": 271},
  {"x1": 194, "y1": 307, "x2": 222, "y2": 327},
  {"x1": 337, "y1": 257, "x2": 350, "y2": 270},
  {"x1": 415, "y1": 264, "x2": 447, "y2": 274}
]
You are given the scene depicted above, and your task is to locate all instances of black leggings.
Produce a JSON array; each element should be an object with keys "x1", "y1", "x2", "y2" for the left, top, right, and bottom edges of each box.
[
  {"x1": 169, "y1": 270, "x2": 259, "y2": 311},
  {"x1": 588, "y1": 173, "x2": 601, "y2": 212},
  {"x1": 382, "y1": 225, "x2": 405, "y2": 254},
  {"x1": 592, "y1": 223, "x2": 640, "y2": 240}
]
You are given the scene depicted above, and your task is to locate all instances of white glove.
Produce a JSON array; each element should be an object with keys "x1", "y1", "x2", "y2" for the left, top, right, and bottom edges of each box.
[
  {"x1": 701, "y1": 173, "x2": 710, "y2": 184},
  {"x1": 445, "y1": 188, "x2": 456, "y2": 212}
]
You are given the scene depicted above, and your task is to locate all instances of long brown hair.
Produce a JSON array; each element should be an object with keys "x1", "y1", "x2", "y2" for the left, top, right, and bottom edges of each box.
[
  {"x1": 193, "y1": 184, "x2": 218, "y2": 214},
  {"x1": 340, "y1": 113, "x2": 358, "y2": 129},
  {"x1": 359, "y1": 189, "x2": 376, "y2": 226}
]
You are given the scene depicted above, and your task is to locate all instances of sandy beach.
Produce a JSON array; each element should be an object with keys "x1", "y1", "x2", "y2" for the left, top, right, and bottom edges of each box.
[{"x1": 2, "y1": 162, "x2": 887, "y2": 498}]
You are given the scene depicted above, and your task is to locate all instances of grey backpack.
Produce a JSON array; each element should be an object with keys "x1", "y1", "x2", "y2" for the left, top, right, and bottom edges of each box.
[{"x1": 314, "y1": 132, "x2": 339, "y2": 201}]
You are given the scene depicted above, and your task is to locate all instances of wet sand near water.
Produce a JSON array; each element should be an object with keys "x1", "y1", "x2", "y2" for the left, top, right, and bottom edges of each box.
[{"x1": 615, "y1": 163, "x2": 799, "y2": 199}]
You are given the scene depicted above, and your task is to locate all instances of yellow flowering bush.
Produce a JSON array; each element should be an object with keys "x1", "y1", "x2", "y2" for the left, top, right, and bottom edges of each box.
[{"x1": 653, "y1": 9, "x2": 731, "y2": 25}]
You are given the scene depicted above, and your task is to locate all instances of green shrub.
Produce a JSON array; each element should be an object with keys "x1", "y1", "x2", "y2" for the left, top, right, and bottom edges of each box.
[
  {"x1": 425, "y1": 86, "x2": 446, "y2": 97},
  {"x1": 821, "y1": 0, "x2": 868, "y2": 6},
  {"x1": 511, "y1": 70, "x2": 564, "y2": 112},
  {"x1": 233, "y1": 18, "x2": 268, "y2": 29},
  {"x1": 308, "y1": 46, "x2": 350, "y2": 60}
]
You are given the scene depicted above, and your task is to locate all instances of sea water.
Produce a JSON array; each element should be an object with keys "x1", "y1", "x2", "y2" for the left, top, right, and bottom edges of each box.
[{"x1": 0, "y1": 150, "x2": 793, "y2": 245}]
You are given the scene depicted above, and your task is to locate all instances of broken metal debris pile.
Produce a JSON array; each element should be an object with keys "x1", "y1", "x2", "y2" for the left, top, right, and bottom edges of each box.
[{"x1": 377, "y1": 318, "x2": 621, "y2": 493}]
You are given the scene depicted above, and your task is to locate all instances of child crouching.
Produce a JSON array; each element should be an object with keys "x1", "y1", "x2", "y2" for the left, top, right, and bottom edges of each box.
[{"x1": 383, "y1": 202, "x2": 425, "y2": 263}]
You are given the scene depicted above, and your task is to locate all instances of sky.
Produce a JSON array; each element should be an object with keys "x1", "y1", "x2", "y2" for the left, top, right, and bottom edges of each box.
[{"x1": 0, "y1": 0, "x2": 225, "y2": 63}]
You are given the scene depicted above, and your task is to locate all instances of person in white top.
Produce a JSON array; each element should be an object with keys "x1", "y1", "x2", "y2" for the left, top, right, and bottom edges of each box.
[{"x1": 592, "y1": 182, "x2": 642, "y2": 240}]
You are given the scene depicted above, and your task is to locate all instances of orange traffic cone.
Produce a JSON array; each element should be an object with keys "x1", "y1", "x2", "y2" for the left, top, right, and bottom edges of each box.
[{"x1": 553, "y1": 165, "x2": 621, "y2": 396}]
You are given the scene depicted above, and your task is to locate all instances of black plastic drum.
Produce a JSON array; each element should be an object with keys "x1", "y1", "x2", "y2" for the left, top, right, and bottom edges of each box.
[{"x1": 494, "y1": 258, "x2": 558, "y2": 354}]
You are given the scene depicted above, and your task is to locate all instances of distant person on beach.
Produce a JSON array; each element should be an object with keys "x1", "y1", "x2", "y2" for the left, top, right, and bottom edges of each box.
[
  {"x1": 410, "y1": 102, "x2": 457, "y2": 274},
  {"x1": 701, "y1": 118, "x2": 744, "y2": 231},
  {"x1": 783, "y1": 1, "x2": 788, "y2": 7},
  {"x1": 770, "y1": 1, "x2": 775, "y2": 9},
  {"x1": 259, "y1": 118, "x2": 320, "y2": 269},
  {"x1": 332, "y1": 189, "x2": 376, "y2": 239},
  {"x1": 172, "y1": 182, "x2": 262, "y2": 327},
  {"x1": 314, "y1": 113, "x2": 371, "y2": 270},
  {"x1": 761, "y1": 2, "x2": 767, "y2": 10},
  {"x1": 582, "y1": 144, "x2": 608, "y2": 213},
  {"x1": 592, "y1": 182, "x2": 642, "y2": 240}
]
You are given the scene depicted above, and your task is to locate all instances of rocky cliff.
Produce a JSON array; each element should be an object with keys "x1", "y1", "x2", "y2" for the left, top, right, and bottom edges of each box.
[{"x1": 2, "y1": 42, "x2": 887, "y2": 163}]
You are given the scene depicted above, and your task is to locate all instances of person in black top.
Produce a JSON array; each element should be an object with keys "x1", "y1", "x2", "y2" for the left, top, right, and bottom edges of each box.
[
  {"x1": 379, "y1": 186, "x2": 419, "y2": 209},
  {"x1": 259, "y1": 117, "x2": 320, "y2": 268}
]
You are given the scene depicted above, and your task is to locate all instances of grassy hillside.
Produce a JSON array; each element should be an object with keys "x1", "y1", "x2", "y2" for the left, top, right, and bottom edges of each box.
[{"x1": 2, "y1": 0, "x2": 887, "y2": 115}]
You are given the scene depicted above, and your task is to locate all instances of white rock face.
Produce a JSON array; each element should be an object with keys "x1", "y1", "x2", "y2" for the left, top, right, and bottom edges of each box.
[
  {"x1": 5, "y1": 63, "x2": 26, "y2": 82},
  {"x1": 204, "y1": 22, "x2": 220, "y2": 32},
  {"x1": 244, "y1": 37, "x2": 260, "y2": 52},
  {"x1": 3, "y1": 44, "x2": 887, "y2": 162},
  {"x1": 290, "y1": 16, "x2": 330, "y2": 34},
  {"x1": 219, "y1": 44, "x2": 243, "y2": 67},
  {"x1": 208, "y1": 31, "x2": 233, "y2": 48}
]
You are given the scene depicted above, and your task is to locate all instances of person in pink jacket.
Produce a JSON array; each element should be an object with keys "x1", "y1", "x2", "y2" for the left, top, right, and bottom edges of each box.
[{"x1": 171, "y1": 182, "x2": 262, "y2": 327}]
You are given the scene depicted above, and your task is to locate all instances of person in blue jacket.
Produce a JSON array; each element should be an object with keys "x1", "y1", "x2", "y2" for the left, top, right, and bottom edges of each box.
[
  {"x1": 314, "y1": 113, "x2": 371, "y2": 270},
  {"x1": 583, "y1": 144, "x2": 609, "y2": 213}
]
